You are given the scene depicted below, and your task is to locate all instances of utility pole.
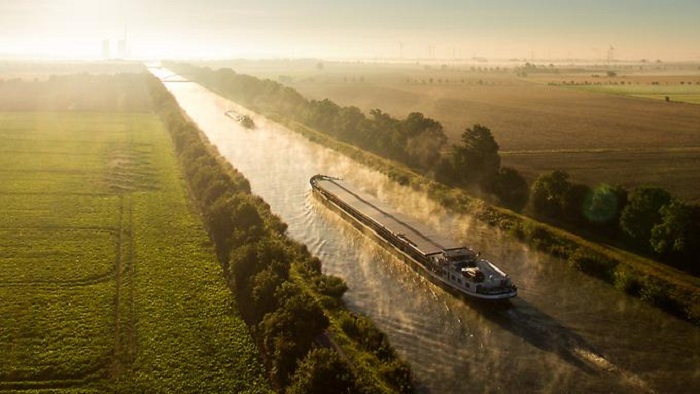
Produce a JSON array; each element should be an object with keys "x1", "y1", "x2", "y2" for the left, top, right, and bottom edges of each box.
[{"x1": 607, "y1": 45, "x2": 616, "y2": 66}]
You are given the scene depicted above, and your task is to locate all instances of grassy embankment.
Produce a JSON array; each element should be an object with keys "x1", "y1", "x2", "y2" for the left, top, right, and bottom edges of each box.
[
  {"x1": 0, "y1": 75, "x2": 268, "y2": 392},
  {"x1": 168, "y1": 63, "x2": 700, "y2": 325}
]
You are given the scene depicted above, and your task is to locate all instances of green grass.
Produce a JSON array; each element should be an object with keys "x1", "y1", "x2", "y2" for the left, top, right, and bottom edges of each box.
[
  {"x1": 0, "y1": 111, "x2": 269, "y2": 392},
  {"x1": 572, "y1": 83, "x2": 700, "y2": 104}
]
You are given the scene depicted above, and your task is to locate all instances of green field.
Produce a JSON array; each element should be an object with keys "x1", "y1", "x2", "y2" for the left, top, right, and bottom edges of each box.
[
  {"x1": 0, "y1": 111, "x2": 268, "y2": 392},
  {"x1": 527, "y1": 70, "x2": 700, "y2": 104},
  {"x1": 572, "y1": 83, "x2": 700, "y2": 104}
]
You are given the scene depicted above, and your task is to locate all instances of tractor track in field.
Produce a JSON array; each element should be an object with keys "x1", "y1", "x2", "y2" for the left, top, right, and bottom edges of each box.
[{"x1": 110, "y1": 192, "x2": 137, "y2": 377}]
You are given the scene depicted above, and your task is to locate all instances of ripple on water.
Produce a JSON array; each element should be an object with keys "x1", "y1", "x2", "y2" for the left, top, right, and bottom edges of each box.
[{"x1": 160, "y1": 74, "x2": 700, "y2": 394}]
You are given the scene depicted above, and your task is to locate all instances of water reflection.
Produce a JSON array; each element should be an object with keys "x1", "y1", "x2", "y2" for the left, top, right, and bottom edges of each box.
[{"x1": 154, "y1": 69, "x2": 700, "y2": 393}]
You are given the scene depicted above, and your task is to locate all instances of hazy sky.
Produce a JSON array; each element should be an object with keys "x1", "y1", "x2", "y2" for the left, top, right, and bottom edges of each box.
[{"x1": 1, "y1": 0, "x2": 698, "y2": 60}]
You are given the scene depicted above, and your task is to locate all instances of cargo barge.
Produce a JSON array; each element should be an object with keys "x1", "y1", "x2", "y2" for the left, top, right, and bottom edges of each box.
[
  {"x1": 225, "y1": 110, "x2": 255, "y2": 129},
  {"x1": 311, "y1": 175, "x2": 517, "y2": 300}
]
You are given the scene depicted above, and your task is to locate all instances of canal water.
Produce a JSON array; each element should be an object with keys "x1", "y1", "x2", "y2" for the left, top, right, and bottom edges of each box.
[{"x1": 153, "y1": 68, "x2": 699, "y2": 393}]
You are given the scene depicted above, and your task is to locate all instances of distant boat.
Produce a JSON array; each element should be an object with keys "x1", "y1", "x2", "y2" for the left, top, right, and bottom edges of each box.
[
  {"x1": 311, "y1": 174, "x2": 517, "y2": 300},
  {"x1": 225, "y1": 110, "x2": 255, "y2": 129}
]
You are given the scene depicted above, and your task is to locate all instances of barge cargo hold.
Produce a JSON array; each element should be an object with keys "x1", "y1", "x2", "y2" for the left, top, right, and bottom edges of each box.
[{"x1": 311, "y1": 175, "x2": 517, "y2": 300}]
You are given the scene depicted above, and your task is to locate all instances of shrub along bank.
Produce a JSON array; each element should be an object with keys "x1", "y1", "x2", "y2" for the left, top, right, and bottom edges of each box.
[
  {"x1": 163, "y1": 63, "x2": 700, "y2": 326},
  {"x1": 149, "y1": 75, "x2": 414, "y2": 393}
]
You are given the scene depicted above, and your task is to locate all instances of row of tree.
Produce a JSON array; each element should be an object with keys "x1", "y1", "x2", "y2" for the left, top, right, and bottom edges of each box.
[
  {"x1": 168, "y1": 63, "x2": 527, "y2": 209},
  {"x1": 149, "y1": 75, "x2": 413, "y2": 393},
  {"x1": 169, "y1": 63, "x2": 697, "y2": 276},
  {"x1": 414, "y1": 122, "x2": 699, "y2": 275},
  {"x1": 531, "y1": 170, "x2": 700, "y2": 274},
  {"x1": 170, "y1": 63, "x2": 447, "y2": 168}
]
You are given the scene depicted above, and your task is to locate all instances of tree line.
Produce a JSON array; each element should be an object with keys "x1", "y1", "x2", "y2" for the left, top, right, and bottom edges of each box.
[
  {"x1": 200, "y1": 64, "x2": 446, "y2": 169},
  {"x1": 166, "y1": 62, "x2": 528, "y2": 211},
  {"x1": 149, "y1": 74, "x2": 414, "y2": 393},
  {"x1": 530, "y1": 170, "x2": 700, "y2": 275},
  {"x1": 434, "y1": 122, "x2": 699, "y2": 275},
  {"x1": 168, "y1": 62, "x2": 699, "y2": 277}
]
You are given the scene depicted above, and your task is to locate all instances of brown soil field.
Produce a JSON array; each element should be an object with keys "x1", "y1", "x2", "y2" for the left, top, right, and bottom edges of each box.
[{"x1": 201, "y1": 60, "x2": 700, "y2": 203}]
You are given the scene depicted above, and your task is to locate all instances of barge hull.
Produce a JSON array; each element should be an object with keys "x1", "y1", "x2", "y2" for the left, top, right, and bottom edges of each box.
[{"x1": 311, "y1": 175, "x2": 516, "y2": 300}]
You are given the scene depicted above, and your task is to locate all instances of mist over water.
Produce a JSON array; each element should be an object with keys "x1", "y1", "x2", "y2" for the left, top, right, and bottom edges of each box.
[{"x1": 155, "y1": 69, "x2": 700, "y2": 393}]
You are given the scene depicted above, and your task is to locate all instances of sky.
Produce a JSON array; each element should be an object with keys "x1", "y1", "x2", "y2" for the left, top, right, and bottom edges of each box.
[{"x1": 0, "y1": 0, "x2": 699, "y2": 61}]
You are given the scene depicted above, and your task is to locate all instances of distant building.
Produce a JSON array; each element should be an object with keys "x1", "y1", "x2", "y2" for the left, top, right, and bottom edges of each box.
[
  {"x1": 117, "y1": 39, "x2": 127, "y2": 59},
  {"x1": 102, "y1": 39, "x2": 111, "y2": 60}
]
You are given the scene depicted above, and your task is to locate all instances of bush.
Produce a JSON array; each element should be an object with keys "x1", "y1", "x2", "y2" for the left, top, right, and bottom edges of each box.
[
  {"x1": 378, "y1": 360, "x2": 414, "y2": 394},
  {"x1": 567, "y1": 248, "x2": 616, "y2": 280},
  {"x1": 613, "y1": 266, "x2": 642, "y2": 295},
  {"x1": 287, "y1": 348, "x2": 358, "y2": 394}
]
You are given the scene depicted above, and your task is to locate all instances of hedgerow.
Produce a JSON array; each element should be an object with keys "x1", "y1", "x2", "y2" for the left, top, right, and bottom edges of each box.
[{"x1": 150, "y1": 74, "x2": 414, "y2": 392}]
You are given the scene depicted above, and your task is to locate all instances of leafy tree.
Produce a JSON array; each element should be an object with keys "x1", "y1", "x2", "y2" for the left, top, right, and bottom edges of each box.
[
  {"x1": 306, "y1": 99, "x2": 341, "y2": 131},
  {"x1": 259, "y1": 283, "x2": 329, "y2": 387},
  {"x1": 205, "y1": 196, "x2": 240, "y2": 258},
  {"x1": 334, "y1": 106, "x2": 365, "y2": 140},
  {"x1": 530, "y1": 170, "x2": 571, "y2": 217},
  {"x1": 434, "y1": 156, "x2": 458, "y2": 185},
  {"x1": 402, "y1": 112, "x2": 447, "y2": 169},
  {"x1": 200, "y1": 178, "x2": 233, "y2": 207},
  {"x1": 250, "y1": 266, "x2": 286, "y2": 323},
  {"x1": 583, "y1": 184, "x2": 628, "y2": 225},
  {"x1": 485, "y1": 167, "x2": 529, "y2": 211},
  {"x1": 562, "y1": 183, "x2": 592, "y2": 224},
  {"x1": 620, "y1": 187, "x2": 672, "y2": 245},
  {"x1": 452, "y1": 124, "x2": 500, "y2": 185},
  {"x1": 650, "y1": 201, "x2": 700, "y2": 267},
  {"x1": 227, "y1": 238, "x2": 290, "y2": 314},
  {"x1": 287, "y1": 348, "x2": 357, "y2": 394}
]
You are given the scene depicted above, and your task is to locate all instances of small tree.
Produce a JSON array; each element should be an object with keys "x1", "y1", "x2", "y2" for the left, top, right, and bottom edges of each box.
[
  {"x1": 530, "y1": 170, "x2": 571, "y2": 218},
  {"x1": 287, "y1": 348, "x2": 357, "y2": 394},
  {"x1": 650, "y1": 201, "x2": 700, "y2": 269},
  {"x1": 619, "y1": 187, "x2": 672, "y2": 245},
  {"x1": 259, "y1": 283, "x2": 329, "y2": 387},
  {"x1": 562, "y1": 183, "x2": 592, "y2": 224},
  {"x1": 452, "y1": 124, "x2": 500, "y2": 185},
  {"x1": 486, "y1": 167, "x2": 529, "y2": 211},
  {"x1": 583, "y1": 184, "x2": 628, "y2": 226},
  {"x1": 401, "y1": 112, "x2": 447, "y2": 169}
]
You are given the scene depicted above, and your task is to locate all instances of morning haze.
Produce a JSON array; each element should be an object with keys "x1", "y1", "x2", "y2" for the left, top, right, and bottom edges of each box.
[
  {"x1": 1, "y1": 1, "x2": 699, "y2": 393},
  {"x1": 1, "y1": 0, "x2": 699, "y2": 60}
]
